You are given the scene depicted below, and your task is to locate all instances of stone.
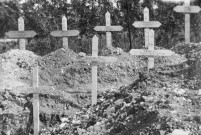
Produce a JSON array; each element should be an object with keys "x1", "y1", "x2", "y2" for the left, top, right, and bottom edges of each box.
[
  {"x1": 114, "y1": 99, "x2": 124, "y2": 106},
  {"x1": 170, "y1": 129, "x2": 190, "y2": 135},
  {"x1": 78, "y1": 52, "x2": 86, "y2": 57},
  {"x1": 198, "y1": 89, "x2": 201, "y2": 95}
]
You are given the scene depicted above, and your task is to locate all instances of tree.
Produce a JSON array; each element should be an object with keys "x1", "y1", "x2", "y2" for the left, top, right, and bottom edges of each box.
[
  {"x1": 1, "y1": 0, "x2": 201, "y2": 55},
  {"x1": 0, "y1": 1, "x2": 20, "y2": 37}
]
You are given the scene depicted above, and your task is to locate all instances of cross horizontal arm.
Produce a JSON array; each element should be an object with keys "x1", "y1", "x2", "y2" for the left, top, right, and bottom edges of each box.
[
  {"x1": 5, "y1": 31, "x2": 37, "y2": 39},
  {"x1": 50, "y1": 30, "x2": 79, "y2": 37},
  {"x1": 94, "y1": 26, "x2": 123, "y2": 32},
  {"x1": 29, "y1": 86, "x2": 55, "y2": 94},
  {"x1": 12, "y1": 86, "x2": 55, "y2": 95},
  {"x1": 133, "y1": 21, "x2": 161, "y2": 28},
  {"x1": 174, "y1": 6, "x2": 201, "y2": 13},
  {"x1": 130, "y1": 49, "x2": 174, "y2": 57}
]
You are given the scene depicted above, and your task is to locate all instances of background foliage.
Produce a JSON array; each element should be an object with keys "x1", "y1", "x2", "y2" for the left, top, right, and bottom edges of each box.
[{"x1": 0, "y1": 0, "x2": 201, "y2": 55}]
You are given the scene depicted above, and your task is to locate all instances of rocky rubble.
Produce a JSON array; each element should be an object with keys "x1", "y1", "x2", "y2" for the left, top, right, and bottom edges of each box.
[
  {"x1": 173, "y1": 42, "x2": 201, "y2": 89},
  {"x1": 1, "y1": 46, "x2": 198, "y2": 135},
  {"x1": 40, "y1": 71, "x2": 201, "y2": 135}
]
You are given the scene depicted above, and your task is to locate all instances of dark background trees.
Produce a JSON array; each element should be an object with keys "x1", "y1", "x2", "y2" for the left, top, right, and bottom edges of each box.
[{"x1": 0, "y1": 0, "x2": 201, "y2": 55}]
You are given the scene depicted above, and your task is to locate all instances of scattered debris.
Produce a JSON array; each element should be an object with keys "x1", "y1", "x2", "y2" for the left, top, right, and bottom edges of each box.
[{"x1": 0, "y1": 46, "x2": 200, "y2": 134}]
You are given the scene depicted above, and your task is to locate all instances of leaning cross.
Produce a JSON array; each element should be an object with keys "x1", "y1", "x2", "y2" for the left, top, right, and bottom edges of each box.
[
  {"x1": 94, "y1": 11, "x2": 123, "y2": 47},
  {"x1": 5, "y1": 17, "x2": 37, "y2": 50},
  {"x1": 130, "y1": 29, "x2": 174, "y2": 70},
  {"x1": 133, "y1": 7, "x2": 161, "y2": 48},
  {"x1": 50, "y1": 16, "x2": 80, "y2": 50},
  {"x1": 174, "y1": 0, "x2": 201, "y2": 43},
  {"x1": 14, "y1": 64, "x2": 54, "y2": 135},
  {"x1": 78, "y1": 35, "x2": 117, "y2": 105}
]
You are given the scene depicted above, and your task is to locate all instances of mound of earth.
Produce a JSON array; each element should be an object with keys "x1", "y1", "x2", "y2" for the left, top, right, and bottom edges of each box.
[
  {"x1": 101, "y1": 46, "x2": 188, "y2": 77},
  {"x1": 173, "y1": 42, "x2": 201, "y2": 89},
  {"x1": 39, "y1": 71, "x2": 201, "y2": 135},
  {"x1": 1, "y1": 70, "x2": 201, "y2": 135},
  {"x1": 101, "y1": 46, "x2": 187, "y2": 67},
  {"x1": 0, "y1": 47, "x2": 187, "y2": 91},
  {"x1": 38, "y1": 47, "x2": 145, "y2": 89},
  {"x1": 38, "y1": 46, "x2": 187, "y2": 89},
  {"x1": 0, "y1": 49, "x2": 38, "y2": 90},
  {"x1": 0, "y1": 47, "x2": 189, "y2": 135}
]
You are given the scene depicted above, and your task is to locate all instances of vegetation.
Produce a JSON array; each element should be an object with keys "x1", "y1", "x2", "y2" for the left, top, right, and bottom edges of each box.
[{"x1": 0, "y1": 0, "x2": 201, "y2": 55}]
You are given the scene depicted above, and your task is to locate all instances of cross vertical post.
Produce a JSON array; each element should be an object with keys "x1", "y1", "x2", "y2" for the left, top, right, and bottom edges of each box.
[
  {"x1": 94, "y1": 11, "x2": 123, "y2": 48},
  {"x1": 10, "y1": 65, "x2": 54, "y2": 135},
  {"x1": 92, "y1": 35, "x2": 98, "y2": 105},
  {"x1": 174, "y1": 0, "x2": 201, "y2": 43},
  {"x1": 133, "y1": 7, "x2": 161, "y2": 48},
  {"x1": 132, "y1": 7, "x2": 164, "y2": 70},
  {"x1": 144, "y1": 8, "x2": 150, "y2": 48},
  {"x1": 147, "y1": 29, "x2": 154, "y2": 69},
  {"x1": 50, "y1": 16, "x2": 80, "y2": 51},
  {"x1": 130, "y1": 30, "x2": 174, "y2": 70},
  {"x1": 33, "y1": 64, "x2": 39, "y2": 135},
  {"x1": 130, "y1": 29, "x2": 174, "y2": 70},
  {"x1": 105, "y1": 12, "x2": 112, "y2": 47},
  {"x1": 18, "y1": 17, "x2": 26, "y2": 50},
  {"x1": 5, "y1": 17, "x2": 37, "y2": 49},
  {"x1": 62, "y1": 16, "x2": 68, "y2": 50},
  {"x1": 185, "y1": 0, "x2": 191, "y2": 43},
  {"x1": 77, "y1": 36, "x2": 117, "y2": 105}
]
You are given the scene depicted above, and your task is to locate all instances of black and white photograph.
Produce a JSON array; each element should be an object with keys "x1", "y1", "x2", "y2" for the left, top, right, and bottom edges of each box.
[{"x1": 0, "y1": 0, "x2": 201, "y2": 134}]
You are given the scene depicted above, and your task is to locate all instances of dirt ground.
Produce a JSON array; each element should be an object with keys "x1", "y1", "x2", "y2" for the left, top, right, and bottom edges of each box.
[{"x1": 0, "y1": 43, "x2": 200, "y2": 135}]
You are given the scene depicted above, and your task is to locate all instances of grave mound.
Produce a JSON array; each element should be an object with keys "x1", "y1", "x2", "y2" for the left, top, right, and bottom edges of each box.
[
  {"x1": 38, "y1": 47, "x2": 145, "y2": 89},
  {"x1": 173, "y1": 42, "x2": 201, "y2": 89},
  {"x1": 40, "y1": 71, "x2": 201, "y2": 135},
  {"x1": 38, "y1": 46, "x2": 187, "y2": 90},
  {"x1": 0, "y1": 47, "x2": 188, "y2": 134},
  {"x1": 0, "y1": 49, "x2": 38, "y2": 90}
]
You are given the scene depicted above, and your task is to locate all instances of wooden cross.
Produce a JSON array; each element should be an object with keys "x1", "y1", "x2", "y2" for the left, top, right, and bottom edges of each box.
[
  {"x1": 32, "y1": 64, "x2": 54, "y2": 135},
  {"x1": 14, "y1": 64, "x2": 54, "y2": 135},
  {"x1": 50, "y1": 16, "x2": 80, "y2": 50},
  {"x1": 130, "y1": 29, "x2": 174, "y2": 70},
  {"x1": 133, "y1": 7, "x2": 161, "y2": 48},
  {"x1": 174, "y1": 0, "x2": 201, "y2": 43},
  {"x1": 5, "y1": 17, "x2": 37, "y2": 50},
  {"x1": 78, "y1": 35, "x2": 117, "y2": 105},
  {"x1": 94, "y1": 11, "x2": 123, "y2": 47}
]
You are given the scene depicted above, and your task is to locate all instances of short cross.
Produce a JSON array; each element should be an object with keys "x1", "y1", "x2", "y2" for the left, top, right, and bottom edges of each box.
[
  {"x1": 130, "y1": 29, "x2": 174, "y2": 70},
  {"x1": 50, "y1": 16, "x2": 80, "y2": 50},
  {"x1": 94, "y1": 11, "x2": 123, "y2": 47},
  {"x1": 133, "y1": 7, "x2": 161, "y2": 48},
  {"x1": 14, "y1": 64, "x2": 54, "y2": 135},
  {"x1": 78, "y1": 35, "x2": 117, "y2": 105},
  {"x1": 5, "y1": 17, "x2": 37, "y2": 50},
  {"x1": 174, "y1": 0, "x2": 201, "y2": 43}
]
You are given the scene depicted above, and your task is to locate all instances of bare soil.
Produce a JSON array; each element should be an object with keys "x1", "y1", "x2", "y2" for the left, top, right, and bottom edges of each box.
[{"x1": 0, "y1": 44, "x2": 200, "y2": 135}]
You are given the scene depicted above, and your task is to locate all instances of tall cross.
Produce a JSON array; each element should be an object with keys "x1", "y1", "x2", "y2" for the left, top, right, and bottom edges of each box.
[
  {"x1": 174, "y1": 0, "x2": 201, "y2": 43},
  {"x1": 133, "y1": 7, "x2": 161, "y2": 48},
  {"x1": 78, "y1": 35, "x2": 117, "y2": 105},
  {"x1": 94, "y1": 11, "x2": 123, "y2": 47},
  {"x1": 50, "y1": 16, "x2": 80, "y2": 50},
  {"x1": 130, "y1": 30, "x2": 174, "y2": 70},
  {"x1": 5, "y1": 17, "x2": 37, "y2": 50},
  {"x1": 14, "y1": 64, "x2": 54, "y2": 135}
]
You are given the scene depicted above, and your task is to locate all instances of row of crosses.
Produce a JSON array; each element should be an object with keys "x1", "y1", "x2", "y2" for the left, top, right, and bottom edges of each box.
[
  {"x1": 6, "y1": 0, "x2": 201, "y2": 46},
  {"x1": 5, "y1": 1, "x2": 201, "y2": 69},
  {"x1": 5, "y1": 11, "x2": 123, "y2": 50},
  {"x1": 4, "y1": 1, "x2": 201, "y2": 135}
]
